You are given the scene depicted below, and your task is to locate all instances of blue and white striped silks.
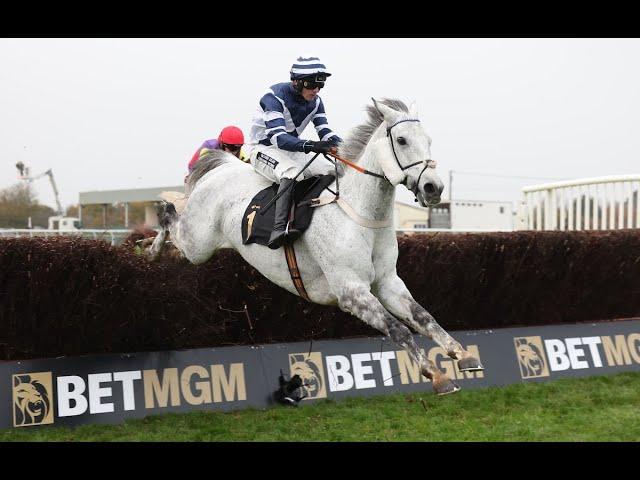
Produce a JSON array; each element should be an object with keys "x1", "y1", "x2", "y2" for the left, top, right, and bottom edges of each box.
[{"x1": 248, "y1": 82, "x2": 341, "y2": 153}]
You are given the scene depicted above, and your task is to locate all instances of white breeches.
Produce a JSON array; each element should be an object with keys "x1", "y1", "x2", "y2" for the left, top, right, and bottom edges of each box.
[{"x1": 248, "y1": 144, "x2": 336, "y2": 183}]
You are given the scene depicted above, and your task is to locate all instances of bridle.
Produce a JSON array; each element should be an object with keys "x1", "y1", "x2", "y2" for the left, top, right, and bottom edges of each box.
[
  {"x1": 386, "y1": 118, "x2": 437, "y2": 197},
  {"x1": 325, "y1": 117, "x2": 437, "y2": 198}
]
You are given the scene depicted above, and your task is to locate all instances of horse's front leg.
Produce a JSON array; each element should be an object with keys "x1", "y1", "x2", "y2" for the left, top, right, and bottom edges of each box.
[
  {"x1": 336, "y1": 282, "x2": 460, "y2": 395},
  {"x1": 374, "y1": 274, "x2": 484, "y2": 372}
]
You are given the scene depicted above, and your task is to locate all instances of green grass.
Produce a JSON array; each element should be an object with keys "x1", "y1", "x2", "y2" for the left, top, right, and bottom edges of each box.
[{"x1": 3, "y1": 372, "x2": 640, "y2": 442}]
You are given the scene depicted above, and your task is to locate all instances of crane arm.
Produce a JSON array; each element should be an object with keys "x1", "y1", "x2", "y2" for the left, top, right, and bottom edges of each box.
[{"x1": 45, "y1": 170, "x2": 64, "y2": 216}]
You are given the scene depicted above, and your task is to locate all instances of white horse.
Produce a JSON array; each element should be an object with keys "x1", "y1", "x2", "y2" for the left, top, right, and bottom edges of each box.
[{"x1": 150, "y1": 98, "x2": 483, "y2": 395}]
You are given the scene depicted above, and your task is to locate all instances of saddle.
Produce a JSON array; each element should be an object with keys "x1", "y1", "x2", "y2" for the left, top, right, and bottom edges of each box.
[{"x1": 241, "y1": 174, "x2": 335, "y2": 246}]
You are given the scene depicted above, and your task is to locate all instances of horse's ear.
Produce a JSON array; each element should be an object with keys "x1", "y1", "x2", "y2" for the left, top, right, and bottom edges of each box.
[
  {"x1": 409, "y1": 101, "x2": 419, "y2": 118},
  {"x1": 371, "y1": 98, "x2": 401, "y2": 124}
]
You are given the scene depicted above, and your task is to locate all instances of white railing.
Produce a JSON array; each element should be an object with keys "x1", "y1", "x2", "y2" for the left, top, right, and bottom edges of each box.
[
  {"x1": 0, "y1": 229, "x2": 134, "y2": 246},
  {"x1": 396, "y1": 227, "x2": 513, "y2": 233},
  {"x1": 518, "y1": 175, "x2": 640, "y2": 230}
]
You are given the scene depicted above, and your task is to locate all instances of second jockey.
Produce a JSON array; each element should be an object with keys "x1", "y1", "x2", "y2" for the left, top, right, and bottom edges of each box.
[{"x1": 188, "y1": 125, "x2": 247, "y2": 173}]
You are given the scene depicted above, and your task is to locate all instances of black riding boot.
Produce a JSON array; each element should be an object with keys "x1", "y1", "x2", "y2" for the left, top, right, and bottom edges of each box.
[{"x1": 267, "y1": 178, "x2": 301, "y2": 250}]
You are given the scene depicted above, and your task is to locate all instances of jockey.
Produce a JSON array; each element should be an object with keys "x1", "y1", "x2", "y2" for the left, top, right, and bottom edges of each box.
[
  {"x1": 246, "y1": 55, "x2": 342, "y2": 249},
  {"x1": 188, "y1": 125, "x2": 247, "y2": 172}
]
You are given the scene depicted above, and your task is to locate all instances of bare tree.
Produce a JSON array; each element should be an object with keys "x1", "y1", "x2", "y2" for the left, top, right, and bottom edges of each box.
[{"x1": 0, "y1": 183, "x2": 55, "y2": 228}]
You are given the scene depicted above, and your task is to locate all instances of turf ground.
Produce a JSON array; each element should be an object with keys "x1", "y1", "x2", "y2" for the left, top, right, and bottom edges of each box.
[{"x1": 2, "y1": 372, "x2": 639, "y2": 442}]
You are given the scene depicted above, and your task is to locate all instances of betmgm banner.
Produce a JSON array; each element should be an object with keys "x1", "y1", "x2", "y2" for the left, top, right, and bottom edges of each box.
[{"x1": 2, "y1": 319, "x2": 640, "y2": 429}]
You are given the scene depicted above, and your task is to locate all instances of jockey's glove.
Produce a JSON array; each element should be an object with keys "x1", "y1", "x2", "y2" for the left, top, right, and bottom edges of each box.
[{"x1": 303, "y1": 140, "x2": 334, "y2": 154}]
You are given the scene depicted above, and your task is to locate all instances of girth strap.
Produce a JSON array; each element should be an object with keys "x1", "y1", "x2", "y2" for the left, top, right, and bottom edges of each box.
[
  {"x1": 336, "y1": 198, "x2": 392, "y2": 229},
  {"x1": 283, "y1": 241, "x2": 310, "y2": 301}
]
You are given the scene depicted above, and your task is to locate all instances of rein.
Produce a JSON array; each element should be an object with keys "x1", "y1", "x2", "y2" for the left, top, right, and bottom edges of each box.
[
  {"x1": 324, "y1": 123, "x2": 438, "y2": 204},
  {"x1": 324, "y1": 152, "x2": 386, "y2": 179},
  {"x1": 325, "y1": 117, "x2": 431, "y2": 182}
]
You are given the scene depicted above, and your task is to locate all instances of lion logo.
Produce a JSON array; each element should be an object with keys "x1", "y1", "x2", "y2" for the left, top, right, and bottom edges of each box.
[
  {"x1": 289, "y1": 352, "x2": 327, "y2": 399},
  {"x1": 13, "y1": 373, "x2": 54, "y2": 427},
  {"x1": 514, "y1": 337, "x2": 550, "y2": 379}
]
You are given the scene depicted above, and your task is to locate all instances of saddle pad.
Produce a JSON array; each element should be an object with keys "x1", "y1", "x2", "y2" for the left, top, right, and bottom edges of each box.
[{"x1": 242, "y1": 175, "x2": 336, "y2": 246}]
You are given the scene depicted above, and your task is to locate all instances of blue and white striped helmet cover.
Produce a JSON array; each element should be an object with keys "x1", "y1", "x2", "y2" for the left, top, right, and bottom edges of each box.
[{"x1": 290, "y1": 55, "x2": 332, "y2": 80}]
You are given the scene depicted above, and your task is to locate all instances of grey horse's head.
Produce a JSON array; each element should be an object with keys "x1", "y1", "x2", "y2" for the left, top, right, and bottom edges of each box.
[{"x1": 369, "y1": 98, "x2": 444, "y2": 206}]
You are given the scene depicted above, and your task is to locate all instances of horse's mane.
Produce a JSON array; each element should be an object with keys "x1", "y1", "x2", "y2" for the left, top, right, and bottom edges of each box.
[
  {"x1": 184, "y1": 149, "x2": 237, "y2": 194},
  {"x1": 339, "y1": 98, "x2": 409, "y2": 161}
]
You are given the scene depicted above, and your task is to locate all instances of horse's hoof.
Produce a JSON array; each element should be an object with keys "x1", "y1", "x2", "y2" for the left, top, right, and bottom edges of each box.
[
  {"x1": 458, "y1": 356, "x2": 484, "y2": 372},
  {"x1": 432, "y1": 376, "x2": 460, "y2": 396}
]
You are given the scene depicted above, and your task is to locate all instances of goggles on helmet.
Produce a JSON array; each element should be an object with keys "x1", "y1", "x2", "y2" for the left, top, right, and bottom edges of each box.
[
  {"x1": 299, "y1": 74, "x2": 327, "y2": 90},
  {"x1": 221, "y1": 143, "x2": 242, "y2": 153}
]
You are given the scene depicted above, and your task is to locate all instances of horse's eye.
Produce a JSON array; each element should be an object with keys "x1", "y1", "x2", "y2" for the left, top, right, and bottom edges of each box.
[{"x1": 397, "y1": 137, "x2": 407, "y2": 145}]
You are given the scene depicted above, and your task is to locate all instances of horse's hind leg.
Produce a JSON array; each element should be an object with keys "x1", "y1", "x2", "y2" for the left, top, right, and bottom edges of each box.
[
  {"x1": 375, "y1": 274, "x2": 483, "y2": 372},
  {"x1": 147, "y1": 201, "x2": 178, "y2": 261},
  {"x1": 337, "y1": 282, "x2": 460, "y2": 395},
  {"x1": 147, "y1": 229, "x2": 166, "y2": 261}
]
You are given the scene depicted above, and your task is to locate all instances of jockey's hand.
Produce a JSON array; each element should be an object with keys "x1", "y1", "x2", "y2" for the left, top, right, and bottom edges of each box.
[{"x1": 305, "y1": 141, "x2": 334, "y2": 154}]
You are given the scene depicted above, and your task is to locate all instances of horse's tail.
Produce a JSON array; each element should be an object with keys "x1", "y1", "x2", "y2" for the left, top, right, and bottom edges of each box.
[
  {"x1": 184, "y1": 150, "x2": 236, "y2": 194},
  {"x1": 157, "y1": 201, "x2": 178, "y2": 230}
]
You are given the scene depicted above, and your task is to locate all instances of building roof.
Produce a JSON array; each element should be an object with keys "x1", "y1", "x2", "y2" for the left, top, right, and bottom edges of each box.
[{"x1": 79, "y1": 186, "x2": 184, "y2": 205}]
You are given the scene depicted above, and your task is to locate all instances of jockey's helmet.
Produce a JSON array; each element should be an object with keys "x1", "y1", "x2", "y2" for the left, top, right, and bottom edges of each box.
[
  {"x1": 290, "y1": 55, "x2": 331, "y2": 91},
  {"x1": 218, "y1": 126, "x2": 244, "y2": 146}
]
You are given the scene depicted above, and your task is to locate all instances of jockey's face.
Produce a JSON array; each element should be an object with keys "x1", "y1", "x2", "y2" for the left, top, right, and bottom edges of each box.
[
  {"x1": 301, "y1": 86, "x2": 320, "y2": 101},
  {"x1": 221, "y1": 143, "x2": 242, "y2": 159},
  {"x1": 293, "y1": 79, "x2": 323, "y2": 101}
]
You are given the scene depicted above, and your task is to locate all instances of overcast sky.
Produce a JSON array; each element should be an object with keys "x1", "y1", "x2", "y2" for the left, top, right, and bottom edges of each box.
[{"x1": 1, "y1": 38, "x2": 639, "y2": 211}]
